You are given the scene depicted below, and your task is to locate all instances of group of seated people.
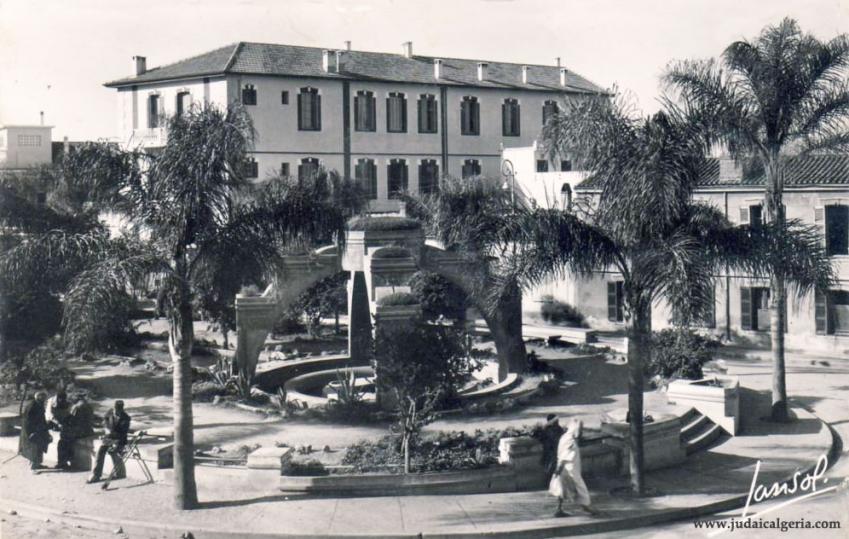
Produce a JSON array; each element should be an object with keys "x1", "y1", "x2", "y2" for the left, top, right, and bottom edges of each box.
[{"x1": 19, "y1": 390, "x2": 132, "y2": 483}]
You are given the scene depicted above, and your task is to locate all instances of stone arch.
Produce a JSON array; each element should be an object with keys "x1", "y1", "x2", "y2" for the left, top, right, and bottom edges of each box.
[{"x1": 235, "y1": 222, "x2": 526, "y2": 383}]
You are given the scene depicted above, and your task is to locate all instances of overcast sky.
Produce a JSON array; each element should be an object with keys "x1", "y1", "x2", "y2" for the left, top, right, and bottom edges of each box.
[{"x1": 1, "y1": 0, "x2": 847, "y2": 140}]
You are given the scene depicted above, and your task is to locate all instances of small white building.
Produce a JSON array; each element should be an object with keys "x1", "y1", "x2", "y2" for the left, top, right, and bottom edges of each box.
[{"x1": 0, "y1": 125, "x2": 53, "y2": 170}]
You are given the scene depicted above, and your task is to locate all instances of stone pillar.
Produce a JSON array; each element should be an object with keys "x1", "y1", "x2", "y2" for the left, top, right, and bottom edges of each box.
[
  {"x1": 348, "y1": 271, "x2": 372, "y2": 365},
  {"x1": 235, "y1": 295, "x2": 277, "y2": 382}
]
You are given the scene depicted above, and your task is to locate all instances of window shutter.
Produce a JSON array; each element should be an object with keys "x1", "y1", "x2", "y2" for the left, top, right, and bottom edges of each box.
[
  {"x1": 607, "y1": 282, "x2": 618, "y2": 322},
  {"x1": 315, "y1": 94, "x2": 322, "y2": 130},
  {"x1": 354, "y1": 96, "x2": 360, "y2": 130},
  {"x1": 502, "y1": 103, "x2": 508, "y2": 135},
  {"x1": 297, "y1": 92, "x2": 303, "y2": 129},
  {"x1": 369, "y1": 162, "x2": 377, "y2": 199},
  {"x1": 514, "y1": 104, "x2": 520, "y2": 136},
  {"x1": 401, "y1": 97, "x2": 407, "y2": 132},
  {"x1": 740, "y1": 287, "x2": 752, "y2": 330},
  {"x1": 815, "y1": 290, "x2": 827, "y2": 334},
  {"x1": 814, "y1": 205, "x2": 825, "y2": 247},
  {"x1": 739, "y1": 206, "x2": 750, "y2": 225}
]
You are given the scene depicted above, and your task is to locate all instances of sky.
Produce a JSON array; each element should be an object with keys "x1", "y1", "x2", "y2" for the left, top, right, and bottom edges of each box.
[{"x1": 1, "y1": 0, "x2": 847, "y2": 141}]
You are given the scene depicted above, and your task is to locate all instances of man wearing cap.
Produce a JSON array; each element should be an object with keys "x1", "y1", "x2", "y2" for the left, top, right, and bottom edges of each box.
[
  {"x1": 19, "y1": 391, "x2": 51, "y2": 471},
  {"x1": 87, "y1": 400, "x2": 131, "y2": 483}
]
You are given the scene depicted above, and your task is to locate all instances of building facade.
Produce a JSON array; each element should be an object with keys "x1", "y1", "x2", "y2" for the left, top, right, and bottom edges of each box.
[
  {"x1": 104, "y1": 42, "x2": 606, "y2": 211},
  {"x1": 0, "y1": 125, "x2": 53, "y2": 170},
  {"x1": 510, "y1": 147, "x2": 849, "y2": 355}
]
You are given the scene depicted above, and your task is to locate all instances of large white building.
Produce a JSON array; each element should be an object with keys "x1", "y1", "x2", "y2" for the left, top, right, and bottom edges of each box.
[
  {"x1": 508, "y1": 144, "x2": 849, "y2": 355},
  {"x1": 104, "y1": 41, "x2": 607, "y2": 212}
]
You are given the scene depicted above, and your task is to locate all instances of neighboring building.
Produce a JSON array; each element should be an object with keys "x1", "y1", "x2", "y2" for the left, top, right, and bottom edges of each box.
[
  {"x1": 0, "y1": 125, "x2": 53, "y2": 170},
  {"x1": 509, "y1": 148, "x2": 849, "y2": 355},
  {"x1": 104, "y1": 42, "x2": 606, "y2": 212}
]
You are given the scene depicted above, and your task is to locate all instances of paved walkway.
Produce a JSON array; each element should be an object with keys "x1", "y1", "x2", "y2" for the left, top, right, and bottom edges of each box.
[{"x1": 0, "y1": 398, "x2": 832, "y2": 538}]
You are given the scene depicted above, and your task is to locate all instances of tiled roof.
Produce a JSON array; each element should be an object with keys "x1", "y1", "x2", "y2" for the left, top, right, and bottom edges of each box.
[
  {"x1": 575, "y1": 155, "x2": 849, "y2": 190},
  {"x1": 104, "y1": 42, "x2": 607, "y2": 94}
]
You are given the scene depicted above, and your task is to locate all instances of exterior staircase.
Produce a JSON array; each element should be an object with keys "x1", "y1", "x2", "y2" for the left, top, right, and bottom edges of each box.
[{"x1": 679, "y1": 407, "x2": 727, "y2": 455}]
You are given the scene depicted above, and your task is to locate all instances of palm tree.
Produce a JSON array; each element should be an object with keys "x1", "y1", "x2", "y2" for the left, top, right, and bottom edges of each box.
[
  {"x1": 1, "y1": 104, "x2": 348, "y2": 509},
  {"x1": 664, "y1": 18, "x2": 849, "y2": 421},
  {"x1": 527, "y1": 94, "x2": 834, "y2": 494},
  {"x1": 403, "y1": 177, "x2": 534, "y2": 380}
]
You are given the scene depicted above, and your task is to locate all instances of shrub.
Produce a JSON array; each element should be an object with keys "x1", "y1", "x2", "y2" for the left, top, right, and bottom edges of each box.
[
  {"x1": 647, "y1": 328, "x2": 720, "y2": 381},
  {"x1": 281, "y1": 459, "x2": 329, "y2": 476},
  {"x1": 539, "y1": 296, "x2": 588, "y2": 328},
  {"x1": 409, "y1": 271, "x2": 468, "y2": 322},
  {"x1": 377, "y1": 292, "x2": 418, "y2": 307},
  {"x1": 0, "y1": 337, "x2": 74, "y2": 395},
  {"x1": 347, "y1": 216, "x2": 421, "y2": 232},
  {"x1": 191, "y1": 381, "x2": 227, "y2": 402}
]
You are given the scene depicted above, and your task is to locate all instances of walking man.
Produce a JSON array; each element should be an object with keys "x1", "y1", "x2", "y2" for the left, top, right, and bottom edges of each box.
[
  {"x1": 87, "y1": 400, "x2": 131, "y2": 483},
  {"x1": 19, "y1": 391, "x2": 51, "y2": 472},
  {"x1": 540, "y1": 413, "x2": 565, "y2": 478}
]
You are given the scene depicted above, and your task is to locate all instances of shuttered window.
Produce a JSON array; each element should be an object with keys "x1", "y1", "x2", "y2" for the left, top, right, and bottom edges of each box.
[
  {"x1": 243, "y1": 158, "x2": 258, "y2": 179},
  {"x1": 461, "y1": 159, "x2": 481, "y2": 179},
  {"x1": 176, "y1": 91, "x2": 190, "y2": 117},
  {"x1": 355, "y1": 159, "x2": 378, "y2": 200},
  {"x1": 460, "y1": 96, "x2": 479, "y2": 136},
  {"x1": 815, "y1": 289, "x2": 828, "y2": 334},
  {"x1": 741, "y1": 287, "x2": 786, "y2": 332},
  {"x1": 542, "y1": 100, "x2": 559, "y2": 125},
  {"x1": 825, "y1": 205, "x2": 849, "y2": 255},
  {"x1": 502, "y1": 98, "x2": 520, "y2": 136},
  {"x1": 817, "y1": 290, "x2": 849, "y2": 335},
  {"x1": 298, "y1": 88, "x2": 321, "y2": 131},
  {"x1": 387, "y1": 159, "x2": 408, "y2": 199},
  {"x1": 607, "y1": 281, "x2": 624, "y2": 322},
  {"x1": 386, "y1": 92, "x2": 407, "y2": 133},
  {"x1": 418, "y1": 94, "x2": 438, "y2": 133},
  {"x1": 147, "y1": 95, "x2": 160, "y2": 128},
  {"x1": 418, "y1": 160, "x2": 439, "y2": 195},
  {"x1": 355, "y1": 91, "x2": 376, "y2": 132},
  {"x1": 298, "y1": 157, "x2": 320, "y2": 181},
  {"x1": 242, "y1": 84, "x2": 257, "y2": 106}
]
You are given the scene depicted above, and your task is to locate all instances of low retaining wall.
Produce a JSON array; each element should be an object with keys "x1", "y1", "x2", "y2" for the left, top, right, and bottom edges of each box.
[
  {"x1": 600, "y1": 409, "x2": 687, "y2": 472},
  {"x1": 254, "y1": 355, "x2": 362, "y2": 393}
]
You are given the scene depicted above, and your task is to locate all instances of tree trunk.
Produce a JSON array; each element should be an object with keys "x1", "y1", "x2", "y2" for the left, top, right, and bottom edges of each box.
[
  {"x1": 168, "y1": 279, "x2": 199, "y2": 510},
  {"x1": 764, "y1": 151, "x2": 789, "y2": 422},
  {"x1": 483, "y1": 283, "x2": 527, "y2": 381},
  {"x1": 222, "y1": 329, "x2": 229, "y2": 350},
  {"x1": 626, "y1": 297, "x2": 651, "y2": 495},
  {"x1": 403, "y1": 433, "x2": 410, "y2": 474}
]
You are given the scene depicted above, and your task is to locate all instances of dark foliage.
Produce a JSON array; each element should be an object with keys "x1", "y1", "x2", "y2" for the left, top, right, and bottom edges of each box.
[
  {"x1": 410, "y1": 271, "x2": 468, "y2": 322},
  {"x1": 647, "y1": 328, "x2": 720, "y2": 381},
  {"x1": 376, "y1": 292, "x2": 419, "y2": 307},
  {"x1": 347, "y1": 216, "x2": 421, "y2": 231},
  {"x1": 281, "y1": 459, "x2": 329, "y2": 476},
  {"x1": 539, "y1": 295, "x2": 589, "y2": 328}
]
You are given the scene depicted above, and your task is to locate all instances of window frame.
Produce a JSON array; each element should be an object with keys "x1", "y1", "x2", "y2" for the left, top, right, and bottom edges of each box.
[
  {"x1": 502, "y1": 98, "x2": 520, "y2": 137},
  {"x1": 543, "y1": 100, "x2": 559, "y2": 125},
  {"x1": 825, "y1": 204, "x2": 849, "y2": 256},
  {"x1": 297, "y1": 87, "x2": 322, "y2": 131},
  {"x1": 460, "y1": 96, "x2": 480, "y2": 136},
  {"x1": 241, "y1": 84, "x2": 257, "y2": 106},
  {"x1": 281, "y1": 91, "x2": 289, "y2": 105},
  {"x1": 387, "y1": 158, "x2": 409, "y2": 199},
  {"x1": 418, "y1": 94, "x2": 438, "y2": 134},
  {"x1": 418, "y1": 159, "x2": 440, "y2": 195},
  {"x1": 386, "y1": 92, "x2": 408, "y2": 133},
  {"x1": 298, "y1": 157, "x2": 321, "y2": 181},
  {"x1": 175, "y1": 91, "x2": 191, "y2": 117},
  {"x1": 461, "y1": 159, "x2": 481, "y2": 179},
  {"x1": 354, "y1": 90, "x2": 377, "y2": 132},
  {"x1": 355, "y1": 158, "x2": 378, "y2": 200},
  {"x1": 607, "y1": 281, "x2": 625, "y2": 322},
  {"x1": 147, "y1": 94, "x2": 160, "y2": 129}
]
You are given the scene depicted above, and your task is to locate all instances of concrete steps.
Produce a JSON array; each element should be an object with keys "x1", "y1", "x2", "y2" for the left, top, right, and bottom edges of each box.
[{"x1": 680, "y1": 409, "x2": 727, "y2": 455}]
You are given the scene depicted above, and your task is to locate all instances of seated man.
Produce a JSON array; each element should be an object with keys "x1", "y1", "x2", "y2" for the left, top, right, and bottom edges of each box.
[{"x1": 87, "y1": 400, "x2": 131, "y2": 483}]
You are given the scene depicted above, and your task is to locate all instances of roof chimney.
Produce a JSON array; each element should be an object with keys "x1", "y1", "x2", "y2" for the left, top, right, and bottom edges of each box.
[
  {"x1": 344, "y1": 40, "x2": 351, "y2": 51},
  {"x1": 521, "y1": 65, "x2": 529, "y2": 84},
  {"x1": 559, "y1": 68, "x2": 568, "y2": 87},
  {"x1": 133, "y1": 56, "x2": 147, "y2": 76},
  {"x1": 322, "y1": 50, "x2": 337, "y2": 73},
  {"x1": 402, "y1": 41, "x2": 413, "y2": 59},
  {"x1": 63, "y1": 136, "x2": 70, "y2": 156},
  {"x1": 556, "y1": 57, "x2": 561, "y2": 68},
  {"x1": 477, "y1": 62, "x2": 488, "y2": 81},
  {"x1": 40, "y1": 111, "x2": 44, "y2": 125},
  {"x1": 434, "y1": 58, "x2": 443, "y2": 79}
]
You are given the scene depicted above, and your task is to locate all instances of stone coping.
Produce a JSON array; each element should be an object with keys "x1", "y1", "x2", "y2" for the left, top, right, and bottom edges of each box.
[{"x1": 0, "y1": 404, "x2": 835, "y2": 538}]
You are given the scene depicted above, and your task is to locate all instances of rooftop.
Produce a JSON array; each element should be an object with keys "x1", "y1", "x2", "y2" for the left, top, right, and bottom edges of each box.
[
  {"x1": 104, "y1": 42, "x2": 607, "y2": 94},
  {"x1": 575, "y1": 154, "x2": 849, "y2": 190}
]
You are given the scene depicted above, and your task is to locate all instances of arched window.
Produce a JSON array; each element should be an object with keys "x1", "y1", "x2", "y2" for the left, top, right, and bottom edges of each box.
[
  {"x1": 387, "y1": 159, "x2": 408, "y2": 199},
  {"x1": 502, "y1": 98, "x2": 520, "y2": 136},
  {"x1": 560, "y1": 183, "x2": 572, "y2": 210},
  {"x1": 355, "y1": 158, "x2": 378, "y2": 200},
  {"x1": 418, "y1": 159, "x2": 439, "y2": 194}
]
